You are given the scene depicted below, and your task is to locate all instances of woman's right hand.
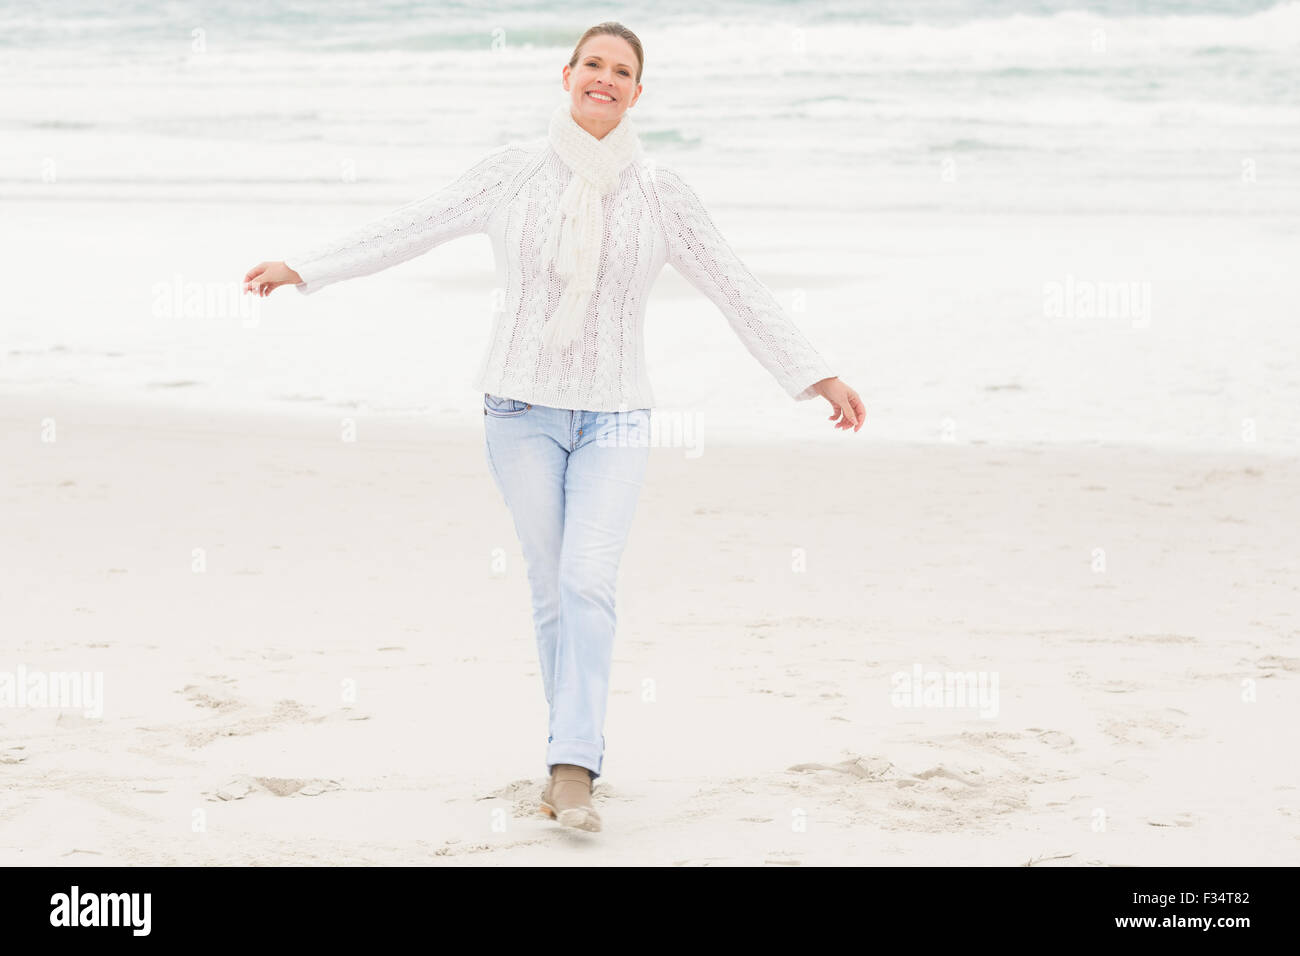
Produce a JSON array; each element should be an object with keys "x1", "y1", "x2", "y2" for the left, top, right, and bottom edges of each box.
[{"x1": 243, "y1": 261, "x2": 302, "y2": 297}]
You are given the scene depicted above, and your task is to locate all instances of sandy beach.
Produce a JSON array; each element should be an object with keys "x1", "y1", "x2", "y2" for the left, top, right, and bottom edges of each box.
[{"x1": 2, "y1": 387, "x2": 1295, "y2": 866}]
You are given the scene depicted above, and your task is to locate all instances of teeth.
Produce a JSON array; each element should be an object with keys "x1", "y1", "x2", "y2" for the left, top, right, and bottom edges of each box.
[{"x1": 587, "y1": 91, "x2": 614, "y2": 101}]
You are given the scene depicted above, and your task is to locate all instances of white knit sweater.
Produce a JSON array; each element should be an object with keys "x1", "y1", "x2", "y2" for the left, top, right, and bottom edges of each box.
[{"x1": 287, "y1": 137, "x2": 837, "y2": 411}]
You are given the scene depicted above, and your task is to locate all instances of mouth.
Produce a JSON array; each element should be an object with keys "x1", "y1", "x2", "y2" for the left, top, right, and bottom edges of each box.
[{"x1": 585, "y1": 90, "x2": 616, "y2": 104}]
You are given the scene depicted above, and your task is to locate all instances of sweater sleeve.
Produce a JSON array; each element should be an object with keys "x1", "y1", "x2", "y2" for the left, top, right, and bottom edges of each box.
[
  {"x1": 286, "y1": 143, "x2": 528, "y2": 296},
  {"x1": 654, "y1": 165, "x2": 837, "y2": 401}
]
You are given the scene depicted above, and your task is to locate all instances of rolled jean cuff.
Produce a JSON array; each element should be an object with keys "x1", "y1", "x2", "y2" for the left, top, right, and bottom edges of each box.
[{"x1": 547, "y1": 737, "x2": 604, "y2": 780}]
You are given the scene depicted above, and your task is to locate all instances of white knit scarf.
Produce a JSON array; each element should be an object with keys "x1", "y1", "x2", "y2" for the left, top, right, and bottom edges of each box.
[{"x1": 538, "y1": 100, "x2": 642, "y2": 357}]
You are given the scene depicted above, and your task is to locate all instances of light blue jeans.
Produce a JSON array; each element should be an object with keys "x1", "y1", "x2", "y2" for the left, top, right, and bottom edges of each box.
[{"x1": 482, "y1": 392, "x2": 651, "y2": 780}]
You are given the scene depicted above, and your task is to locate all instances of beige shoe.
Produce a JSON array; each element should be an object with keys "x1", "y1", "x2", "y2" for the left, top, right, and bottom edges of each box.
[{"x1": 540, "y1": 763, "x2": 602, "y2": 832}]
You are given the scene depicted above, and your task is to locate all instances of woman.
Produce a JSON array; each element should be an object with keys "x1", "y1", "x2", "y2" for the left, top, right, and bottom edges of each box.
[{"x1": 243, "y1": 21, "x2": 864, "y2": 834}]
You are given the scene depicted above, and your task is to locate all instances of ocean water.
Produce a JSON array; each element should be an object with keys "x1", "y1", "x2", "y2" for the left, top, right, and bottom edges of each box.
[{"x1": 2, "y1": 1, "x2": 1298, "y2": 451}]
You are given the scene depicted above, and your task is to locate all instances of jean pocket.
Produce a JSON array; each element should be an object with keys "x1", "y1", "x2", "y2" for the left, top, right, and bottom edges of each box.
[{"x1": 483, "y1": 392, "x2": 532, "y2": 418}]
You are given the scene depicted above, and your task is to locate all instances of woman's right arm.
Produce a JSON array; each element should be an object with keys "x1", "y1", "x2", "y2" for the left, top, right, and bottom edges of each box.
[{"x1": 244, "y1": 142, "x2": 529, "y2": 297}]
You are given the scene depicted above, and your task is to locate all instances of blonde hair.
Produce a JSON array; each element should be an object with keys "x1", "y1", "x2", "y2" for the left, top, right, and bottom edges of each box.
[{"x1": 568, "y1": 21, "x2": 644, "y2": 85}]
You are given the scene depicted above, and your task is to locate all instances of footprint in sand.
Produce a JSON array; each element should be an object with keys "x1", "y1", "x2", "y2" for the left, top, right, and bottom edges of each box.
[
  {"x1": 433, "y1": 838, "x2": 545, "y2": 856},
  {"x1": 55, "y1": 713, "x2": 100, "y2": 729},
  {"x1": 473, "y1": 778, "x2": 539, "y2": 802},
  {"x1": 1023, "y1": 850, "x2": 1078, "y2": 867},
  {"x1": 912, "y1": 764, "x2": 985, "y2": 787},
  {"x1": 307, "y1": 708, "x2": 372, "y2": 724},
  {"x1": 1101, "y1": 711, "x2": 1191, "y2": 747},
  {"x1": 1026, "y1": 728, "x2": 1077, "y2": 751},
  {"x1": 209, "y1": 774, "x2": 342, "y2": 801},
  {"x1": 183, "y1": 699, "x2": 315, "y2": 748},
  {"x1": 787, "y1": 756, "x2": 896, "y2": 780},
  {"x1": 1145, "y1": 812, "x2": 1197, "y2": 828},
  {"x1": 473, "y1": 777, "x2": 549, "y2": 818},
  {"x1": 179, "y1": 682, "x2": 241, "y2": 712},
  {"x1": 786, "y1": 757, "x2": 900, "y2": 790},
  {"x1": 788, "y1": 756, "x2": 984, "y2": 790},
  {"x1": 787, "y1": 751, "x2": 1034, "y2": 833}
]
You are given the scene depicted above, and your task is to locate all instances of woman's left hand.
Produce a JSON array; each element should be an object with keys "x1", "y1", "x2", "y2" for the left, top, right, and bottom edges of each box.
[{"x1": 812, "y1": 377, "x2": 864, "y2": 432}]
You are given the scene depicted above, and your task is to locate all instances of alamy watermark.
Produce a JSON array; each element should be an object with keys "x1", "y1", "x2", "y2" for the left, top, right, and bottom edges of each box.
[
  {"x1": 890, "y1": 662, "x2": 999, "y2": 718},
  {"x1": 153, "y1": 273, "x2": 263, "y2": 327},
  {"x1": 50, "y1": 886, "x2": 150, "y2": 936},
  {"x1": 596, "y1": 407, "x2": 704, "y2": 458},
  {"x1": 1043, "y1": 274, "x2": 1151, "y2": 328},
  {"x1": 0, "y1": 664, "x2": 104, "y2": 718}
]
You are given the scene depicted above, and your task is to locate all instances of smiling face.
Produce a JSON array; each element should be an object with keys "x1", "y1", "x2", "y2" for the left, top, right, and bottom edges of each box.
[{"x1": 562, "y1": 33, "x2": 642, "y2": 140}]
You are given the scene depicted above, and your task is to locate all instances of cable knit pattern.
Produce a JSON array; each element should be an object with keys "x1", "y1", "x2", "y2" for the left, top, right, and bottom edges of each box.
[{"x1": 287, "y1": 136, "x2": 837, "y2": 410}]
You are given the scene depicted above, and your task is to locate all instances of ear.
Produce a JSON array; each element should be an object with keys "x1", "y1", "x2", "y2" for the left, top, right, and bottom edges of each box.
[{"x1": 561, "y1": 63, "x2": 570, "y2": 90}]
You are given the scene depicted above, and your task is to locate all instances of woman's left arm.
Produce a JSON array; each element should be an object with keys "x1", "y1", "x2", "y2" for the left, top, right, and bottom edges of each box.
[{"x1": 655, "y1": 165, "x2": 863, "y2": 431}]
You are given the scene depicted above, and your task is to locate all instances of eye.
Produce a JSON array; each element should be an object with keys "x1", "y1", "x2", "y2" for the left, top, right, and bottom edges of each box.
[{"x1": 586, "y1": 60, "x2": 630, "y2": 77}]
